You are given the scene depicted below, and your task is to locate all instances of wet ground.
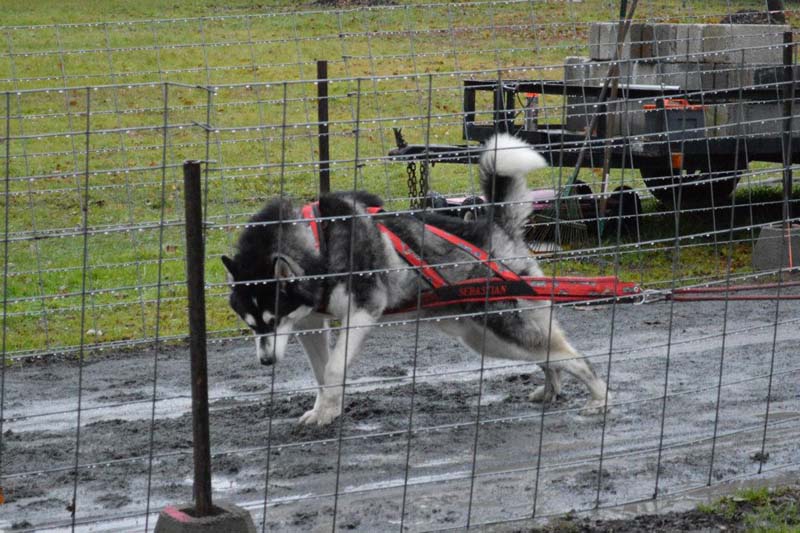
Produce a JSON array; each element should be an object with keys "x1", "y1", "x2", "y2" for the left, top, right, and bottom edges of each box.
[{"x1": 2, "y1": 295, "x2": 799, "y2": 531}]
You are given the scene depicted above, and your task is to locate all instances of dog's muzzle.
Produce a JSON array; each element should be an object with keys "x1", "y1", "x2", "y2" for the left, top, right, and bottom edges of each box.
[{"x1": 255, "y1": 332, "x2": 287, "y2": 366}]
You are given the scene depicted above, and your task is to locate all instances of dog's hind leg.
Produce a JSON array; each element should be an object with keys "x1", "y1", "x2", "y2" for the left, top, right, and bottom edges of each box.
[
  {"x1": 544, "y1": 331, "x2": 608, "y2": 414},
  {"x1": 296, "y1": 314, "x2": 331, "y2": 425},
  {"x1": 438, "y1": 317, "x2": 608, "y2": 414},
  {"x1": 552, "y1": 357, "x2": 608, "y2": 414},
  {"x1": 529, "y1": 365, "x2": 562, "y2": 403}
]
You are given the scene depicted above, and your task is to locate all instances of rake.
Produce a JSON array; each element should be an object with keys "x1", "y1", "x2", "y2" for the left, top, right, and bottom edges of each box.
[{"x1": 525, "y1": 181, "x2": 592, "y2": 252}]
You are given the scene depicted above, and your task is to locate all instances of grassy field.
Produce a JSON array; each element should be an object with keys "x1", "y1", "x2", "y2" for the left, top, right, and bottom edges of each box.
[
  {"x1": 697, "y1": 485, "x2": 800, "y2": 533},
  {"x1": 537, "y1": 484, "x2": 800, "y2": 532},
  {"x1": 2, "y1": 0, "x2": 795, "y2": 356}
]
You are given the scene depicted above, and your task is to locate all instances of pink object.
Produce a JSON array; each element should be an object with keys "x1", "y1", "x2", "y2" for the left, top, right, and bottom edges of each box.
[
  {"x1": 162, "y1": 506, "x2": 192, "y2": 523},
  {"x1": 447, "y1": 189, "x2": 558, "y2": 211}
]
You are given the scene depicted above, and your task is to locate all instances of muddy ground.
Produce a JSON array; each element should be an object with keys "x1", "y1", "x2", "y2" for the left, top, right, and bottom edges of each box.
[{"x1": 2, "y1": 295, "x2": 799, "y2": 531}]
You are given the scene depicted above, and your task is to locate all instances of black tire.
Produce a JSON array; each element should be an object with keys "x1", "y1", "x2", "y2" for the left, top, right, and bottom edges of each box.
[
  {"x1": 567, "y1": 178, "x2": 599, "y2": 221},
  {"x1": 459, "y1": 195, "x2": 485, "y2": 220},
  {"x1": 603, "y1": 185, "x2": 642, "y2": 239},
  {"x1": 640, "y1": 159, "x2": 744, "y2": 208}
]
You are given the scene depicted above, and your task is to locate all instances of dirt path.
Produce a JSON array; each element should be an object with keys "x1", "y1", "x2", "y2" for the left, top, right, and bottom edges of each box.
[{"x1": 2, "y1": 297, "x2": 799, "y2": 531}]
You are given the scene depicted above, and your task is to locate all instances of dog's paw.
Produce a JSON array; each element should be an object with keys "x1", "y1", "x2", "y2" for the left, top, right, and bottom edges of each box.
[
  {"x1": 579, "y1": 398, "x2": 609, "y2": 416},
  {"x1": 298, "y1": 406, "x2": 340, "y2": 426},
  {"x1": 528, "y1": 385, "x2": 557, "y2": 403}
]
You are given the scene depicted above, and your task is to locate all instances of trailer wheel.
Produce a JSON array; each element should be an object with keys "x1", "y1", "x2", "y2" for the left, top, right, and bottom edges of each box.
[
  {"x1": 603, "y1": 186, "x2": 642, "y2": 239},
  {"x1": 640, "y1": 159, "x2": 743, "y2": 208}
]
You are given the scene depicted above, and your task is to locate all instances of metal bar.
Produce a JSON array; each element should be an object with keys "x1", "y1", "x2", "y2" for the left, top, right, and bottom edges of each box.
[
  {"x1": 467, "y1": 70, "x2": 506, "y2": 526},
  {"x1": 70, "y1": 86, "x2": 92, "y2": 528},
  {"x1": 317, "y1": 60, "x2": 331, "y2": 195},
  {"x1": 144, "y1": 81, "x2": 171, "y2": 531},
  {"x1": 4, "y1": 34, "x2": 52, "y2": 351},
  {"x1": 258, "y1": 82, "x2": 287, "y2": 531},
  {"x1": 398, "y1": 74, "x2": 436, "y2": 532},
  {"x1": 0, "y1": 91, "x2": 10, "y2": 503},
  {"x1": 182, "y1": 159, "x2": 213, "y2": 516},
  {"x1": 593, "y1": 0, "x2": 640, "y2": 497},
  {"x1": 597, "y1": 0, "x2": 639, "y2": 230},
  {"x1": 760, "y1": 26, "x2": 797, "y2": 476},
  {"x1": 466, "y1": 78, "x2": 799, "y2": 104},
  {"x1": 782, "y1": 31, "x2": 795, "y2": 224},
  {"x1": 671, "y1": 293, "x2": 800, "y2": 301},
  {"x1": 331, "y1": 77, "x2": 363, "y2": 532}
]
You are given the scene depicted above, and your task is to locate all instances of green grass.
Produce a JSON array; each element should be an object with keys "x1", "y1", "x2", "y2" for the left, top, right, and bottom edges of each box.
[
  {"x1": 698, "y1": 486, "x2": 800, "y2": 532},
  {"x1": 1, "y1": 0, "x2": 791, "y2": 356}
]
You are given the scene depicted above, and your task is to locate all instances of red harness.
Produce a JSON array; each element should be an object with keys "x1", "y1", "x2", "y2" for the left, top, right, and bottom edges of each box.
[{"x1": 301, "y1": 202, "x2": 640, "y2": 313}]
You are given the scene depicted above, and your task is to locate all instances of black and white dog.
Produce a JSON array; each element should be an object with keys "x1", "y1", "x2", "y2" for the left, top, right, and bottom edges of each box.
[{"x1": 222, "y1": 134, "x2": 608, "y2": 425}]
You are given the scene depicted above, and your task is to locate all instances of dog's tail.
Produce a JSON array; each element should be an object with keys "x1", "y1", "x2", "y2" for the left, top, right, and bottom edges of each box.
[{"x1": 479, "y1": 133, "x2": 547, "y2": 240}]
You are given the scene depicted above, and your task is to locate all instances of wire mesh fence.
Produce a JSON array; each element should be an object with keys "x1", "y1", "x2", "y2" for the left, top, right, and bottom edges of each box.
[{"x1": 1, "y1": 1, "x2": 800, "y2": 531}]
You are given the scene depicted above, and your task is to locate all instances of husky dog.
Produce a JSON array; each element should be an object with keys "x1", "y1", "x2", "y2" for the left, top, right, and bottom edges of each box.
[{"x1": 222, "y1": 134, "x2": 608, "y2": 425}]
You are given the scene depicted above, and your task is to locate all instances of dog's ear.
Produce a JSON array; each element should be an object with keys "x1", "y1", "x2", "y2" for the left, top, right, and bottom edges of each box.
[
  {"x1": 221, "y1": 255, "x2": 237, "y2": 284},
  {"x1": 272, "y1": 254, "x2": 304, "y2": 281}
]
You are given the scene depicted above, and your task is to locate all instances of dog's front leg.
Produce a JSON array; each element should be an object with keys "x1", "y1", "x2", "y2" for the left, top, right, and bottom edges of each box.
[
  {"x1": 300, "y1": 307, "x2": 377, "y2": 425},
  {"x1": 296, "y1": 314, "x2": 331, "y2": 424}
]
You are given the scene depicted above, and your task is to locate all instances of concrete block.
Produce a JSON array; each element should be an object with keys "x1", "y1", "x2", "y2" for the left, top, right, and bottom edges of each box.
[
  {"x1": 643, "y1": 23, "x2": 682, "y2": 60},
  {"x1": 591, "y1": 23, "x2": 705, "y2": 61},
  {"x1": 564, "y1": 57, "x2": 643, "y2": 133},
  {"x1": 700, "y1": 24, "x2": 788, "y2": 64},
  {"x1": 566, "y1": 55, "x2": 785, "y2": 92},
  {"x1": 589, "y1": 23, "x2": 644, "y2": 60},
  {"x1": 753, "y1": 64, "x2": 800, "y2": 85},
  {"x1": 562, "y1": 46, "x2": 799, "y2": 138},
  {"x1": 628, "y1": 61, "x2": 705, "y2": 89},
  {"x1": 673, "y1": 24, "x2": 706, "y2": 61},
  {"x1": 753, "y1": 223, "x2": 800, "y2": 271},
  {"x1": 154, "y1": 501, "x2": 256, "y2": 533},
  {"x1": 563, "y1": 59, "x2": 740, "y2": 134},
  {"x1": 592, "y1": 22, "x2": 790, "y2": 64},
  {"x1": 706, "y1": 101, "x2": 800, "y2": 138},
  {"x1": 652, "y1": 62, "x2": 750, "y2": 91},
  {"x1": 564, "y1": 56, "x2": 638, "y2": 85}
]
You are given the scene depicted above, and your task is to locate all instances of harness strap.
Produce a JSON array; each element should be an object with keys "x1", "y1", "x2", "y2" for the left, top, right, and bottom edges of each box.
[
  {"x1": 365, "y1": 205, "x2": 526, "y2": 289},
  {"x1": 300, "y1": 202, "x2": 641, "y2": 313},
  {"x1": 376, "y1": 224, "x2": 448, "y2": 289},
  {"x1": 389, "y1": 276, "x2": 641, "y2": 314},
  {"x1": 301, "y1": 202, "x2": 321, "y2": 250},
  {"x1": 302, "y1": 203, "x2": 448, "y2": 289},
  {"x1": 422, "y1": 224, "x2": 521, "y2": 282},
  {"x1": 366, "y1": 206, "x2": 447, "y2": 289}
]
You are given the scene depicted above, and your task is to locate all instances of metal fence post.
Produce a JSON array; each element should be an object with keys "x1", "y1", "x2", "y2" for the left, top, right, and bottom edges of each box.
[
  {"x1": 782, "y1": 30, "x2": 795, "y2": 224},
  {"x1": 317, "y1": 60, "x2": 330, "y2": 195},
  {"x1": 183, "y1": 159, "x2": 213, "y2": 517}
]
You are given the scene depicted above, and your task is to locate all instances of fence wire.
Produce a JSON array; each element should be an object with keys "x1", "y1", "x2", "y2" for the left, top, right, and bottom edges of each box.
[{"x1": 2, "y1": 1, "x2": 800, "y2": 532}]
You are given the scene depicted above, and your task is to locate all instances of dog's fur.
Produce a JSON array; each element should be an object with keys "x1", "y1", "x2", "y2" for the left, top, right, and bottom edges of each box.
[{"x1": 222, "y1": 134, "x2": 608, "y2": 425}]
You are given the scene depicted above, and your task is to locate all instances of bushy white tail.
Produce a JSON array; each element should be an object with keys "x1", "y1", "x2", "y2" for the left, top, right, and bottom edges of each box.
[{"x1": 479, "y1": 133, "x2": 548, "y2": 240}]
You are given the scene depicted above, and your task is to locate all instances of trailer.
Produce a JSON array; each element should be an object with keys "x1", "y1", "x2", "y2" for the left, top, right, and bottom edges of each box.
[{"x1": 389, "y1": 23, "x2": 799, "y2": 213}]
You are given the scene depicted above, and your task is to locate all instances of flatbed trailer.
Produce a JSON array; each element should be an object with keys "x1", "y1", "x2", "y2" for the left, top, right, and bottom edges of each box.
[{"x1": 390, "y1": 79, "x2": 799, "y2": 207}]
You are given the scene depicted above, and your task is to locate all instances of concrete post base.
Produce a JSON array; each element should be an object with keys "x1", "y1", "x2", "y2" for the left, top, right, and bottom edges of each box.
[
  {"x1": 154, "y1": 501, "x2": 256, "y2": 533},
  {"x1": 753, "y1": 223, "x2": 800, "y2": 271}
]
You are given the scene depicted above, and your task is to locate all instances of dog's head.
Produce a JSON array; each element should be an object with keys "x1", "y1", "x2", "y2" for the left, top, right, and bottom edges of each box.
[{"x1": 222, "y1": 253, "x2": 316, "y2": 366}]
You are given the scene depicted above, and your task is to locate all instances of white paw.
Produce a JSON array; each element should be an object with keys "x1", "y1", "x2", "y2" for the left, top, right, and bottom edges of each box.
[
  {"x1": 580, "y1": 398, "x2": 609, "y2": 416},
  {"x1": 298, "y1": 405, "x2": 340, "y2": 426},
  {"x1": 529, "y1": 385, "x2": 556, "y2": 403}
]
